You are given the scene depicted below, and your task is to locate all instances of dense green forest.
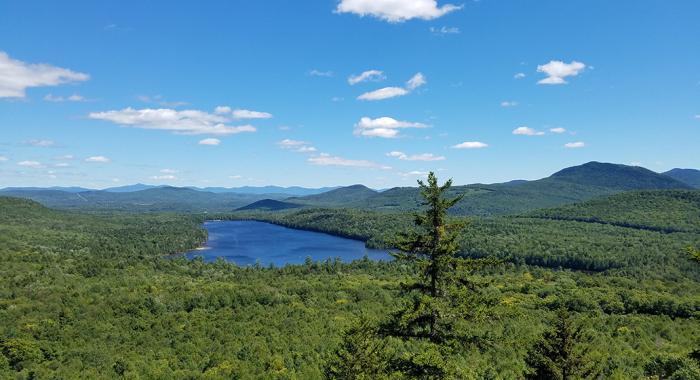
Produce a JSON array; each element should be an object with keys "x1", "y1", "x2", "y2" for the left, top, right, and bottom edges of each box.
[{"x1": 1, "y1": 185, "x2": 700, "y2": 378}]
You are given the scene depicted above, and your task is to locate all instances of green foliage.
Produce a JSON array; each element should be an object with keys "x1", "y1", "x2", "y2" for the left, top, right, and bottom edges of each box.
[
  {"x1": 525, "y1": 308, "x2": 599, "y2": 379},
  {"x1": 644, "y1": 354, "x2": 700, "y2": 380},
  {"x1": 688, "y1": 246, "x2": 700, "y2": 263},
  {"x1": 322, "y1": 318, "x2": 391, "y2": 380}
]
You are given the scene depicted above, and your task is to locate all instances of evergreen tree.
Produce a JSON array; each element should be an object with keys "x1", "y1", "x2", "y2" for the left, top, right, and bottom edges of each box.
[
  {"x1": 323, "y1": 318, "x2": 390, "y2": 380},
  {"x1": 381, "y1": 172, "x2": 496, "y2": 378},
  {"x1": 688, "y1": 246, "x2": 700, "y2": 263},
  {"x1": 525, "y1": 308, "x2": 598, "y2": 380}
]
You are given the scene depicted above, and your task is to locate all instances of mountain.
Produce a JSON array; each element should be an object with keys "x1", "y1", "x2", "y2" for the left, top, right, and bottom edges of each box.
[
  {"x1": 188, "y1": 185, "x2": 339, "y2": 196},
  {"x1": 288, "y1": 185, "x2": 378, "y2": 206},
  {"x1": 663, "y1": 168, "x2": 700, "y2": 188},
  {"x1": 285, "y1": 162, "x2": 694, "y2": 216},
  {"x1": 1, "y1": 186, "x2": 94, "y2": 193},
  {"x1": 550, "y1": 162, "x2": 692, "y2": 190},
  {"x1": 103, "y1": 183, "x2": 163, "y2": 192},
  {"x1": 0, "y1": 186, "x2": 290, "y2": 212},
  {"x1": 236, "y1": 199, "x2": 303, "y2": 211}
]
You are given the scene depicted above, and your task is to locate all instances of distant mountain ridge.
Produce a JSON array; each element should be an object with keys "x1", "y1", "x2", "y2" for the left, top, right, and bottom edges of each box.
[
  {"x1": 663, "y1": 168, "x2": 700, "y2": 188},
  {"x1": 2, "y1": 162, "x2": 697, "y2": 215}
]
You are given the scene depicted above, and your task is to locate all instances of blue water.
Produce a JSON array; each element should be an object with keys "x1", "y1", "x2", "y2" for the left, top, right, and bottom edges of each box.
[{"x1": 182, "y1": 220, "x2": 391, "y2": 266}]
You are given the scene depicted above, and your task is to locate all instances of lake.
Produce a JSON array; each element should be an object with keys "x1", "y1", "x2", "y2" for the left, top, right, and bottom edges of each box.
[{"x1": 182, "y1": 220, "x2": 391, "y2": 266}]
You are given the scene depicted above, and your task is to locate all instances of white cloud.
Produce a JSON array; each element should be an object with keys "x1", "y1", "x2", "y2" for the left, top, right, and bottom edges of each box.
[
  {"x1": 452, "y1": 141, "x2": 488, "y2": 149},
  {"x1": 549, "y1": 127, "x2": 567, "y2": 134},
  {"x1": 44, "y1": 93, "x2": 85, "y2": 102},
  {"x1": 514, "y1": 73, "x2": 526, "y2": 79},
  {"x1": 500, "y1": 101, "x2": 518, "y2": 107},
  {"x1": 151, "y1": 175, "x2": 176, "y2": 180},
  {"x1": 54, "y1": 154, "x2": 74, "y2": 160},
  {"x1": 357, "y1": 86, "x2": 408, "y2": 101},
  {"x1": 512, "y1": 126, "x2": 545, "y2": 136},
  {"x1": 0, "y1": 51, "x2": 89, "y2": 98},
  {"x1": 400, "y1": 170, "x2": 430, "y2": 177},
  {"x1": 85, "y1": 156, "x2": 110, "y2": 163},
  {"x1": 0, "y1": 156, "x2": 8, "y2": 161},
  {"x1": 232, "y1": 109, "x2": 273, "y2": 119},
  {"x1": 354, "y1": 116, "x2": 427, "y2": 138},
  {"x1": 357, "y1": 72, "x2": 426, "y2": 101},
  {"x1": 406, "y1": 72, "x2": 427, "y2": 90},
  {"x1": 278, "y1": 139, "x2": 317, "y2": 153},
  {"x1": 229, "y1": 175, "x2": 243, "y2": 180},
  {"x1": 336, "y1": 0, "x2": 462, "y2": 23},
  {"x1": 308, "y1": 69, "x2": 333, "y2": 77},
  {"x1": 308, "y1": 153, "x2": 390, "y2": 169},
  {"x1": 199, "y1": 138, "x2": 221, "y2": 146},
  {"x1": 537, "y1": 60, "x2": 586, "y2": 85},
  {"x1": 694, "y1": 114, "x2": 700, "y2": 120},
  {"x1": 89, "y1": 107, "x2": 257, "y2": 136},
  {"x1": 18, "y1": 160, "x2": 44, "y2": 168},
  {"x1": 430, "y1": 26, "x2": 460, "y2": 35},
  {"x1": 387, "y1": 151, "x2": 445, "y2": 161},
  {"x1": 53, "y1": 163, "x2": 70, "y2": 168},
  {"x1": 160, "y1": 168, "x2": 178, "y2": 174},
  {"x1": 564, "y1": 141, "x2": 585, "y2": 148},
  {"x1": 25, "y1": 139, "x2": 55, "y2": 147},
  {"x1": 348, "y1": 70, "x2": 385, "y2": 85}
]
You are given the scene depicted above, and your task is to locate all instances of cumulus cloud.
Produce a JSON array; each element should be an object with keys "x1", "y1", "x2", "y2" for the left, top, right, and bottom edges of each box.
[
  {"x1": 430, "y1": 26, "x2": 460, "y2": 35},
  {"x1": 54, "y1": 154, "x2": 74, "y2": 160},
  {"x1": 514, "y1": 73, "x2": 526, "y2": 79},
  {"x1": 160, "y1": 169, "x2": 178, "y2": 174},
  {"x1": 308, "y1": 153, "x2": 390, "y2": 169},
  {"x1": 537, "y1": 60, "x2": 586, "y2": 85},
  {"x1": 500, "y1": 101, "x2": 518, "y2": 107},
  {"x1": 89, "y1": 107, "x2": 257, "y2": 136},
  {"x1": 336, "y1": 0, "x2": 462, "y2": 23},
  {"x1": 278, "y1": 139, "x2": 317, "y2": 153},
  {"x1": 400, "y1": 170, "x2": 430, "y2": 177},
  {"x1": 0, "y1": 51, "x2": 89, "y2": 98},
  {"x1": 85, "y1": 156, "x2": 110, "y2": 163},
  {"x1": 232, "y1": 109, "x2": 273, "y2": 119},
  {"x1": 354, "y1": 116, "x2": 427, "y2": 138},
  {"x1": 17, "y1": 160, "x2": 44, "y2": 168},
  {"x1": 550, "y1": 127, "x2": 567, "y2": 134},
  {"x1": 357, "y1": 86, "x2": 409, "y2": 101},
  {"x1": 386, "y1": 151, "x2": 445, "y2": 161},
  {"x1": 214, "y1": 106, "x2": 232, "y2": 114},
  {"x1": 348, "y1": 70, "x2": 385, "y2": 85},
  {"x1": 512, "y1": 126, "x2": 545, "y2": 136},
  {"x1": 25, "y1": 139, "x2": 55, "y2": 147},
  {"x1": 357, "y1": 72, "x2": 426, "y2": 101},
  {"x1": 44, "y1": 93, "x2": 85, "y2": 102},
  {"x1": 198, "y1": 138, "x2": 221, "y2": 146},
  {"x1": 452, "y1": 141, "x2": 488, "y2": 149},
  {"x1": 564, "y1": 141, "x2": 585, "y2": 148}
]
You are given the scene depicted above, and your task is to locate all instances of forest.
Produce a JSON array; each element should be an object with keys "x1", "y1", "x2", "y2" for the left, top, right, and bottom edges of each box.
[{"x1": 1, "y1": 184, "x2": 700, "y2": 378}]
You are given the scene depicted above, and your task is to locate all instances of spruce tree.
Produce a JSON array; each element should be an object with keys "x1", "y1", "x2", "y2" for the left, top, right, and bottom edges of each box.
[{"x1": 525, "y1": 308, "x2": 598, "y2": 380}]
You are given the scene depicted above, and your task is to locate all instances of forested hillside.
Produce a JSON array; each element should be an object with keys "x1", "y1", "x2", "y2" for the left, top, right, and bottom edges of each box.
[{"x1": 2, "y1": 190, "x2": 699, "y2": 378}]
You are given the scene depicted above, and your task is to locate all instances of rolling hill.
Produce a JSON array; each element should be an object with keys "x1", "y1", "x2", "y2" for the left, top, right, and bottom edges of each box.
[
  {"x1": 663, "y1": 168, "x2": 700, "y2": 188},
  {"x1": 236, "y1": 199, "x2": 303, "y2": 211},
  {"x1": 288, "y1": 162, "x2": 694, "y2": 216}
]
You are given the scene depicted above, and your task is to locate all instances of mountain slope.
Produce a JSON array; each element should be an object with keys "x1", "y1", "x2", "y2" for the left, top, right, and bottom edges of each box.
[
  {"x1": 289, "y1": 162, "x2": 695, "y2": 216},
  {"x1": 663, "y1": 168, "x2": 700, "y2": 188},
  {"x1": 550, "y1": 162, "x2": 692, "y2": 190},
  {"x1": 288, "y1": 184, "x2": 378, "y2": 205}
]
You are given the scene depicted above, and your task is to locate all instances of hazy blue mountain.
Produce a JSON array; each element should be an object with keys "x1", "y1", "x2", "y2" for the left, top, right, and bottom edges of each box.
[
  {"x1": 1, "y1": 186, "x2": 95, "y2": 193},
  {"x1": 103, "y1": 183, "x2": 163, "y2": 192},
  {"x1": 287, "y1": 185, "x2": 378, "y2": 206},
  {"x1": 663, "y1": 168, "x2": 700, "y2": 188},
  {"x1": 188, "y1": 186, "x2": 339, "y2": 196}
]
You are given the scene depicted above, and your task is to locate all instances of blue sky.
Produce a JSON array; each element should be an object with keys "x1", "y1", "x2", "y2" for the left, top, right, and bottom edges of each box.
[{"x1": 1, "y1": 0, "x2": 699, "y2": 188}]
